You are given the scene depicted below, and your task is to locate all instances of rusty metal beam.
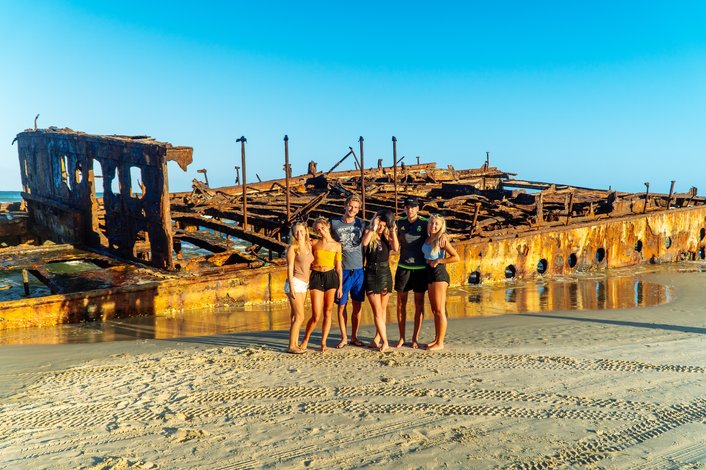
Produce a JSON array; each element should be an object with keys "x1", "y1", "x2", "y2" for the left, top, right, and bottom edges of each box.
[{"x1": 171, "y1": 214, "x2": 287, "y2": 253}]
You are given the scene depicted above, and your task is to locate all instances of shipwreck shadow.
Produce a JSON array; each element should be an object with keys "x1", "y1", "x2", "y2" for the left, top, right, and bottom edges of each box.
[
  {"x1": 163, "y1": 329, "x2": 345, "y2": 352},
  {"x1": 519, "y1": 313, "x2": 706, "y2": 335}
]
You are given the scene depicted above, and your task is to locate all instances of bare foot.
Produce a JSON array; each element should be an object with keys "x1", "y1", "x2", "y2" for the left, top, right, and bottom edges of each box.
[
  {"x1": 367, "y1": 341, "x2": 380, "y2": 349},
  {"x1": 335, "y1": 339, "x2": 347, "y2": 349},
  {"x1": 350, "y1": 338, "x2": 365, "y2": 347},
  {"x1": 393, "y1": 338, "x2": 405, "y2": 348},
  {"x1": 411, "y1": 341, "x2": 420, "y2": 349},
  {"x1": 319, "y1": 345, "x2": 328, "y2": 352},
  {"x1": 287, "y1": 347, "x2": 305, "y2": 354},
  {"x1": 426, "y1": 340, "x2": 438, "y2": 349},
  {"x1": 426, "y1": 343, "x2": 444, "y2": 351},
  {"x1": 299, "y1": 342, "x2": 308, "y2": 350},
  {"x1": 379, "y1": 342, "x2": 390, "y2": 353}
]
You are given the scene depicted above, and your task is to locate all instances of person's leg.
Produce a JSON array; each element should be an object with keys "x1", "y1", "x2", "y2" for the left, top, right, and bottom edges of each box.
[
  {"x1": 336, "y1": 303, "x2": 348, "y2": 348},
  {"x1": 336, "y1": 269, "x2": 353, "y2": 348},
  {"x1": 395, "y1": 290, "x2": 408, "y2": 348},
  {"x1": 350, "y1": 299, "x2": 363, "y2": 346},
  {"x1": 287, "y1": 290, "x2": 306, "y2": 353},
  {"x1": 425, "y1": 285, "x2": 439, "y2": 348},
  {"x1": 376, "y1": 292, "x2": 390, "y2": 351},
  {"x1": 301, "y1": 289, "x2": 323, "y2": 350},
  {"x1": 427, "y1": 282, "x2": 448, "y2": 351},
  {"x1": 321, "y1": 289, "x2": 337, "y2": 352},
  {"x1": 366, "y1": 293, "x2": 381, "y2": 348},
  {"x1": 411, "y1": 291, "x2": 425, "y2": 349},
  {"x1": 349, "y1": 269, "x2": 365, "y2": 346}
]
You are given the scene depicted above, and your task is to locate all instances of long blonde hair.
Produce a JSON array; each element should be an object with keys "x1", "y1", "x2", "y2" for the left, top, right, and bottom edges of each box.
[
  {"x1": 288, "y1": 221, "x2": 310, "y2": 254},
  {"x1": 427, "y1": 214, "x2": 447, "y2": 257}
]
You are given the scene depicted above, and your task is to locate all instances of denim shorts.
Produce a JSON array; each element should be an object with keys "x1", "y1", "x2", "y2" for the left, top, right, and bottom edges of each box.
[{"x1": 284, "y1": 276, "x2": 308, "y2": 294}]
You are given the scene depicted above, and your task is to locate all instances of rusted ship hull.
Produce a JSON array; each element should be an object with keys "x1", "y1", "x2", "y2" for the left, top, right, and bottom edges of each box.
[
  {"x1": 2, "y1": 204, "x2": 704, "y2": 330},
  {"x1": 1, "y1": 128, "x2": 703, "y2": 330}
]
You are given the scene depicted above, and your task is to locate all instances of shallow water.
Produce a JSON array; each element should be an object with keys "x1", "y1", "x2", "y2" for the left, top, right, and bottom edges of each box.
[{"x1": 0, "y1": 263, "x2": 693, "y2": 346}]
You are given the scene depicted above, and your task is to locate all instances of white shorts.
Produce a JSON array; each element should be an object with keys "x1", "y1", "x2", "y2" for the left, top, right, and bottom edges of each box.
[{"x1": 284, "y1": 276, "x2": 308, "y2": 294}]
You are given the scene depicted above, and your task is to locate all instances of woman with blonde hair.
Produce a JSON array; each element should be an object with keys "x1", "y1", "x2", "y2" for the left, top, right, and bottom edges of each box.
[
  {"x1": 422, "y1": 214, "x2": 459, "y2": 350},
  {"x1": 285, "y1": 221, "x2": 314, "y2": 354},
  {"x1": 362, "y1": 210, "x2": 399, "y2": 352},
  {"x1": 300, "y1": 217, "x2": 343, "y2": 352}
]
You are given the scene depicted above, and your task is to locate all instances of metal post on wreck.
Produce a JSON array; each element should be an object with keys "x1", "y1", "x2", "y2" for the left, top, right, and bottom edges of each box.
[
  {"x1": 237, "y1": 136, "x2": 248, "y2": 230},
  {"x1": 471, "y1": 202, "x2": 481, "y2": 236},
  {"x1": 359, "y1": 136, "x2": 365, "y2": 218},
  {"x1": 643, "y1": 182, "x2": 650, "y2": 214},
  {"x1": 22, "y1": 269, "x2": 30, "y2": 296},
  {"x1": 197, "y1": 168, "x2": 209, "y2": 187},
  {"x1": 284, "y1": 135, "x2": 291, "y2": 222},
  {"x1": 667, "y1": 180, "x2": 676, "y2": 209},
  {"x1": 565, "y1": 192, "x2": 575, "y2": 226},
  {"x1": 392, "y1": 136, "x2": 398, "y2": 217}
]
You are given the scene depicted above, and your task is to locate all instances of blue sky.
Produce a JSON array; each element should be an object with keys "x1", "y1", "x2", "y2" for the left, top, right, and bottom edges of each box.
[{"x1": 1, "y1": 1, "x2": 705, "y2": 193}]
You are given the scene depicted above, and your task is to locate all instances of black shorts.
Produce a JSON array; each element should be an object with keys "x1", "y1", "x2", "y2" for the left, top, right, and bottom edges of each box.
[
  {"x1": 309, "y1": 269, "x2": 339, "y2": 291},
  {"x1": 364, "y1": 264, "x2": 393, "y2": 295},
  {"x1": 394, "y1": 267, "x2": 428, "y2": 293},
  {"x1": 426, "y1": 264, "x2": 450, "y2": 284}
]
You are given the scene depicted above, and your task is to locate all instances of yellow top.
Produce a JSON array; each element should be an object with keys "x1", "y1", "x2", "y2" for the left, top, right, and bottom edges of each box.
[{"x1": 312, "y1": 248, "x2": 341, "y2": 270}]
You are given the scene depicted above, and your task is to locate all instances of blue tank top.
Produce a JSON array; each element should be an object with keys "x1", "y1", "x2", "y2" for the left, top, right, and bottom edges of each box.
[{"x1": 422, "y1": 242, "x2": 445, "y2": 261}]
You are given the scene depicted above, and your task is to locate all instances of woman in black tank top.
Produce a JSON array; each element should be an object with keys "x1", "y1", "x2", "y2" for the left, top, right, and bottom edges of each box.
[{"x1": 362, "y1": 210, "x2": 399, "y2": 352}]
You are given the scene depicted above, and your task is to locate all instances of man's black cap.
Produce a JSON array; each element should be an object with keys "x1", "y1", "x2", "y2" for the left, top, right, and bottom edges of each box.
[{"x1": 403, "y1": 197, "x2": 419, "y2": 207}]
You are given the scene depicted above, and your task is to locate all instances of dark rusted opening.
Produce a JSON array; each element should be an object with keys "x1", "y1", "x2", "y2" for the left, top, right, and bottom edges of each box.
[
  {"x1": 700, "y1": 228, "x2": 705, "y2": 241},
  {"x1": 665, "y1": 237, "x2": 672, "y2": 249},
  {"x1": 468, "y1": 271, "x2": 481, "y2": 285},
  {"x1": 568, "y1": 253, "x2": 577, "y2": 268},
  {"x1": 635, "y1": 240, "x2": 643, "y2": 252},
  {"x1": 537, "y1": 258, "x2": 548, "y2": 274},
  {"x1": 505, "y1": 264, "x2": 516, "y2": 279},
  {"x1": 699, "y1": 247, "x2": 705, "y2": 260},
  {"x1": 595, "y1": 247, "x2": 606, "y2": 263}
]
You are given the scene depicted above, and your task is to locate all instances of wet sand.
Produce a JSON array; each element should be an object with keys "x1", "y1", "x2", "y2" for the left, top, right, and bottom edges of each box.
[{"x1": 0, "y1": 266, "x2": 705, "y2": 468}]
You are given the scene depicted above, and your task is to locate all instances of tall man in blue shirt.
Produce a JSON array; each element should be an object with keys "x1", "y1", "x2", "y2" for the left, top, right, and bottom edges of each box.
[{"x1": 331, "y1": 194, "x2": 366, "y2": 348}]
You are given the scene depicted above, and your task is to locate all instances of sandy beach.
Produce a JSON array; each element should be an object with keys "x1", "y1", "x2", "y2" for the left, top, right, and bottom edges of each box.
[{"x1": 0, "y1": 267, "x2": 704, "y2": 469}]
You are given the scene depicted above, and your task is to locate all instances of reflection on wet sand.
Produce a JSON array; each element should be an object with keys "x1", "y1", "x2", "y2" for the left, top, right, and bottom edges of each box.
[
  {"x1": 451, "y1": 275, "x2": 672, "y2": 318},
  {"x1": 0, "y1": 272, "x2": 673, "y2": 345}
]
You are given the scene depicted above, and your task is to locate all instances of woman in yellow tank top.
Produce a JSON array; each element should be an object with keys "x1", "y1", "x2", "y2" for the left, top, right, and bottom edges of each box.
[{"x1": 301, "y1": 217, "x2": 343, "y2": 352}]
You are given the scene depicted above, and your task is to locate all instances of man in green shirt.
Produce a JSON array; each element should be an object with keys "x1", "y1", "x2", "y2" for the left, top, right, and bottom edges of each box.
[{"x1": 393, "y1": 197, "x2": 428, "y2": 348}]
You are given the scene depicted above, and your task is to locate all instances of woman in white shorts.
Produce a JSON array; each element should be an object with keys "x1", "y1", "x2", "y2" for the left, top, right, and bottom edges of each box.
[{"x1": 285, "y1": 222, "x2": 314, "y2": 353}]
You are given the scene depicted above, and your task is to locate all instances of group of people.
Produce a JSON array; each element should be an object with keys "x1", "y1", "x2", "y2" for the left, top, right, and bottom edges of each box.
[{"x1": 285, "y1": 195, "x2": 459, "y2": 353}]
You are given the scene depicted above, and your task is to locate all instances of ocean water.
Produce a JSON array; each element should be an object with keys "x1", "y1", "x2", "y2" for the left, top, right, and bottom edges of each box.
[{"x1": 0, "y1": 191, "x2": 23, "y2": 203}]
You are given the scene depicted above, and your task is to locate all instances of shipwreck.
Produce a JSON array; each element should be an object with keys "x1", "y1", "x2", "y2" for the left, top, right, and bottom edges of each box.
[{"x1": 1, "y1": 127, "x2": 704, "y2": 330}]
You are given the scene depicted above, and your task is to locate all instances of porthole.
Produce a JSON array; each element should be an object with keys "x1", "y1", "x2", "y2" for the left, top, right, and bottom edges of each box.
[
  {"x1": 595, "y1": 248, "x2": 606, "y2": 263},
  {"x1": 537, "y1": 259, "x2": 548, "y2": 275},
  {"x1": 468, "y1": 271, "x2": 481, "y2": 285},
  {"x1": 699, "y1": 247, "x2": 705, "y2": 260},
  {"x1": 635, "y1": 240, "x2": 643, "y2": 252},
  {"x1": 504, "y1": 265, "x2": 516, "y2": 279},
  {"x1": 568, "y1": 253, "x2": 578, "y2": 268},
  {"x1": 700, "y1": 228, "x2": 705, "y2": 241},
  {"x1": 665, "y1": 237, "x2": 672, "y2": 249}
]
